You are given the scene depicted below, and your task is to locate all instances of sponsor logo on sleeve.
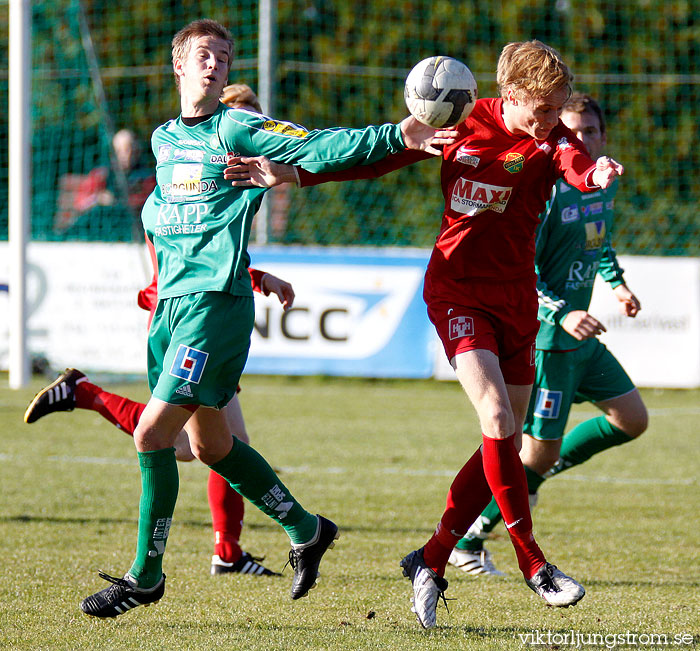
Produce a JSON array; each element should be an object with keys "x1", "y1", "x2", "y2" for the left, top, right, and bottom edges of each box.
[
  {"x1": 503, "y1": 152, "x2": 524, "y2": 173},
  {"x1": 169, "y1": 344, "x2": 209, "y2": 384},
  {"x1": 262, "y1": 120, "x2": 309, "y2": 138},
  {"x1": 449, "y1": 316, "x2": 474, "y2": 340},
  {"x1": 534, "y1": 388, "x2": 562, "y2": 419}
]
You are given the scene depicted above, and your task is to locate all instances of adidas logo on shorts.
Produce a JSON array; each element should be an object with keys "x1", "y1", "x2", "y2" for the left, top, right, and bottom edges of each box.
[{"x1": 175, "y1": 384, "x2": 194, "y2": 398}]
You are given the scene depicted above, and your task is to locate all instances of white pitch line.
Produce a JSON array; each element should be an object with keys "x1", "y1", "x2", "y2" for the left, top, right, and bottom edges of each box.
[{"x1": 1, "y1": 454, "x2": 695, "y2": 486}]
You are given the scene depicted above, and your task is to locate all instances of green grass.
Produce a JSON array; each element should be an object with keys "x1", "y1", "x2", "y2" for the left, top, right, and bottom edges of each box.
[{"x1": 1, "y1": 374, "x2": 698, "y2": 650}]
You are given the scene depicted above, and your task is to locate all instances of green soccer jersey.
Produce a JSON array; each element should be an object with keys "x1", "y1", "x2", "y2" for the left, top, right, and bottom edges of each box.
[
  {"x1": 142, "y1": 104, "x2": 406, "y2": 299},
  {"x1": 535, "y1": 178, "x2": 625, "y2": 351}
]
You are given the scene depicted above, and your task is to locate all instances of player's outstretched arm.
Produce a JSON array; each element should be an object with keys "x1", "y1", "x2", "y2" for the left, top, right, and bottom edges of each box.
[
  {"x1": 613, "y1": 283, "x2": 641, "y2": 317},
  {"x1": 591, "y1": 156, "x2": 624, "y2": 189},
  {"x1": 226, "y1": 148, "x2": 435, "y2": 189},
  {"x1": 225, "y1": 155, "x2": 297, "y2": 187}
]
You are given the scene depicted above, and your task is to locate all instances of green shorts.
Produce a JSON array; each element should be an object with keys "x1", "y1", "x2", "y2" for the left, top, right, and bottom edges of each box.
[
  {"x1": 524, "y1": 338, "x2": 635, "y2": 441},
  {"x1": 147, "y1": 292, "x2": 254, "y2": 409}
]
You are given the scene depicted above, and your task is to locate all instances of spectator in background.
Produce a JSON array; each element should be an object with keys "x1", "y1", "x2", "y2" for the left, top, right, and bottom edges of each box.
[{"x1": 55, "y1": 128, "x2": 155, "y2": 239}]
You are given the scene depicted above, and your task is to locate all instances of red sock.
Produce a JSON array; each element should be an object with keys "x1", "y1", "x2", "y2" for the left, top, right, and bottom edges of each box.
[
  {"x1": 422, "y1": 447, "x2": 493, "y2": 576},
  {"x1": 75, "y1": 381, "x2": 145, "y2": 435},
  {"x1": 208, "y1": 469, "x2": 244, "y2": 563},
  {"x1": 481, "y1": 434, "x2": 545, "y2": 578}
]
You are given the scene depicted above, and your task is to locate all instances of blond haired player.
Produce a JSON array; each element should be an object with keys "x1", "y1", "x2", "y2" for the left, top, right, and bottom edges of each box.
[{"x1": 227, "y1": 41, "x2": 624, "y2": 628}]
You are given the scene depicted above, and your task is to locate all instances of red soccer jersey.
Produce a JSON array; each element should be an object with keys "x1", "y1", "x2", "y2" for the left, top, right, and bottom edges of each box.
[
  {"x1": 297, "y1": 98, "x2": 596, "y2": 285},
  {"x1": 428, "y1": 97, "x2": 596, "y2": 285}
]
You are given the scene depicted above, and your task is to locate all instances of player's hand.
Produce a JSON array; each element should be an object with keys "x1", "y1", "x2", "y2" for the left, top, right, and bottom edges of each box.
[
  {"x1": 591, "y1": 156, "x2": 624, "y2": 189},
  {"x1": 225, "y1": 154, "x2": 297, "y2": 188},
  {"x1": 561, "y1": 310, "x2": 606, "y2": 340},
  {"x1": 399, "y1": 116, "x2": 458, "y2": 156},
  {"x1": 261, "y1": 273, "x2": 295, "y2": 311},
  {"x1": 613, "y1": 284, "x2": 641, "y2": 317}
]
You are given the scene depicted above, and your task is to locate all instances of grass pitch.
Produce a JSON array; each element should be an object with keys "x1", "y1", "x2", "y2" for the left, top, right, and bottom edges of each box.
[{"x1": 1, "y1": 374, "x2": 698, "y2": 650}]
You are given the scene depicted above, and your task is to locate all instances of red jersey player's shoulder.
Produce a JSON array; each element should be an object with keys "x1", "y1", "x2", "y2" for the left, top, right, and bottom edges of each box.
[
  {"x1": 545, "y1": 121, "x2": 589, "y2": 158},
  {"x1": 459, "y1": 98, "x2": 502, "y2": 129},
  {"x1": 453, "y1": 97, "x2": 506, "y2": 143},
  {"x1": 444, "y1": 98, "x2": 507, "y2": 160}
]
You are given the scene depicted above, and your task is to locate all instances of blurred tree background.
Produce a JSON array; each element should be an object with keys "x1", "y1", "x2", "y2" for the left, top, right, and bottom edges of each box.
[{"x1": 0, "y1": 0, "x2": 697, "y2": 254}]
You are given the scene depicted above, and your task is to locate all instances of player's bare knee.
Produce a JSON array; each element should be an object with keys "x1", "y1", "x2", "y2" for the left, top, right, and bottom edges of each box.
[
  {"x1": 621, "y1": 407, "x2": 648, "y2": 438},
  {"x1": 173, "y1": 429, "x2": 194, "y2": 461},
  {"x1": 479, "y1": 406, "x2": 515, "y2": 439},
  {"x1": 541, "y1": 446, "x2": 562, "y2": 471},
  {"x1": 174, "y1": 446, "x2": 196, "y2": 462},
  {"x1": 520, "y1": 435, "x2": 560, "y2": 473}
]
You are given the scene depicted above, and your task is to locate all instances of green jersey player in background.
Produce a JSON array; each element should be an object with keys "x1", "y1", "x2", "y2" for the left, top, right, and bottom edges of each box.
[
  {"x1": 79, "y1": 18, "x2": 446, "y2": 618},
  {"x1": 449, "y1": 93, "x2": 649, "y2": 576}
]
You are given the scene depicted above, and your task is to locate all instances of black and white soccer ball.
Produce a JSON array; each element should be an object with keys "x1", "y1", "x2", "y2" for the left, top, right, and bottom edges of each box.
[{"x1": 404, "y1": 56, "x2": 477, "y2": 128}]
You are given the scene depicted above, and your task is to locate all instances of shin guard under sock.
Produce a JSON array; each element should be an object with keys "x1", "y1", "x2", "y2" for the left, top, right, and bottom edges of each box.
[
  {"x1": 128, "y1": 448, "x2": 179, "y2": 587},
  {"x1": 481, "y1": 435, "x2": 545, "y2": 579},
  {"x1": 209, "y1": 438, "x2": 317, "y2": 545},
  {"x1": 548, "y1": 416, "x2": 633, "y2": 477},
  {"x1": 422, "y1": 447, "x2": 493, "y2": 576}
]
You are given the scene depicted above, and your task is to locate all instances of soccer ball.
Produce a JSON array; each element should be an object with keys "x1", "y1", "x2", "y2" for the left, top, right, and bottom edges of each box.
[{"x1": 404, "y1": 56, "x2": 477, "y2": 128}]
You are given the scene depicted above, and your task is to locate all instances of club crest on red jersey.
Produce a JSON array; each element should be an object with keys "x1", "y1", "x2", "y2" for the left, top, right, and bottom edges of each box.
[{"x1": 503, "y1": 152, "x2": 524, "y2": 173}]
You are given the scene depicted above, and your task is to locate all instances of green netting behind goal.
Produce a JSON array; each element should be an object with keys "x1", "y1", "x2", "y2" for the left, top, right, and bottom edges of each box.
[{"x1": 0, "y1": 0, "x2": 697, "y2": 255}]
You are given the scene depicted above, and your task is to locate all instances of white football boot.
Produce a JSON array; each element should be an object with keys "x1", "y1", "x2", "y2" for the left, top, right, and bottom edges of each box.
[{"x1": 399, "y1": 548, "x2": 449, "y2": 629}]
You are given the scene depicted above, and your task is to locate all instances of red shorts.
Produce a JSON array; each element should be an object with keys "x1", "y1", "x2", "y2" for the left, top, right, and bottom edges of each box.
[{"x1": 425, "y1": 274, "x2": 539, "y2": 385}]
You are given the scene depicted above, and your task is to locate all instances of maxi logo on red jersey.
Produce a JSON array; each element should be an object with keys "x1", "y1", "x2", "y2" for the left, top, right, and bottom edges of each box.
[
  {"x1": 169, "y1": 344, "x2": 209, "y2": 384},
  {"x1": 450, "y1": 178, "x2": 512, "y2": 216}
]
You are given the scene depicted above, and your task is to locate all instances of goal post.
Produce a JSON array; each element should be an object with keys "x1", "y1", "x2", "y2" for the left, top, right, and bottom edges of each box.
[{"x1": 8, "y1": 0, "x2": 31, "y2": 388}]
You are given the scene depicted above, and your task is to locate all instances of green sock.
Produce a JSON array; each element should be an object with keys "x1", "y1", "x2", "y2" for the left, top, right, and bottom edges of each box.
[
  {"x1": 209, "y1": 437, "x2": 318, "y2": 545},
  {"x1": 547, "y1": 416, "x2": 633, "y2": 477},
  {"x1": 128, "y1": 448, "x2": 179, "y2": 587},
  {"x1": 455, "y1": 466, "x2": 544, "y2": 551},
  {"x1": 524, "y1": 465, "x2": 546, "y2": 493}
]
